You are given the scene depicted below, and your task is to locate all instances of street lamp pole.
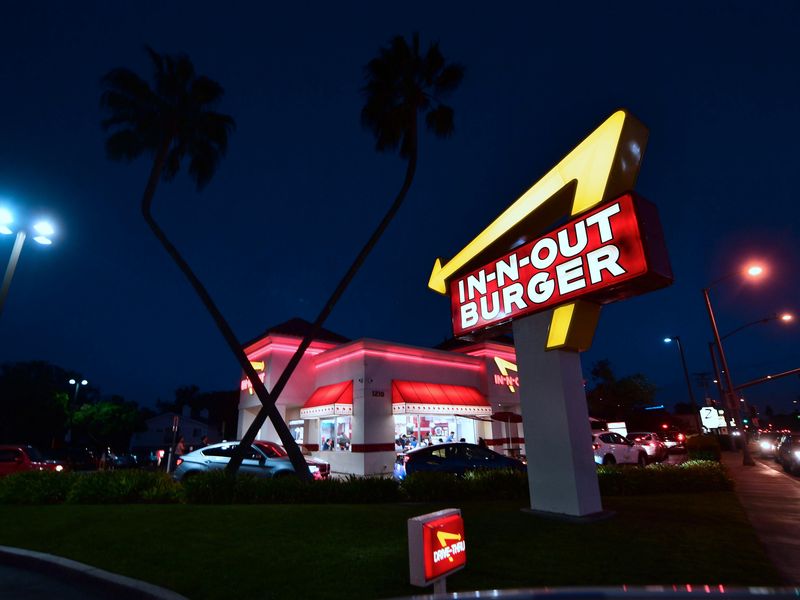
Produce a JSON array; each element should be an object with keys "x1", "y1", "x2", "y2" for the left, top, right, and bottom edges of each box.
[
  {"x1": 703, "y1": 287, "x2": 755, "y2": 466},
  {"x1": 0, "y1": 231, "x2": 26, "y2": 318},
  {"x1": 665, "y1": 336, "x2": 698, "y2": 408}
]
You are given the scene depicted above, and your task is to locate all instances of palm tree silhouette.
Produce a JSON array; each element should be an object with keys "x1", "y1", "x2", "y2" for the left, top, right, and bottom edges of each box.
[
  {"x1": 228, "y1": 33, "x2": 463, "y2": 474},
  {"x1": 100, "y1": 47, "x2": 312, "y2": 479}
]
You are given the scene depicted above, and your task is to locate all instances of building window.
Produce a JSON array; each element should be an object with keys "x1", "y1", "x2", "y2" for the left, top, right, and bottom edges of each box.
[
  {"x1": 289, "y1": 419, "x2": 304, "y2": 445},
  {"x1": 320, "y1": 416, "x2": 351, "y2": 451},
  {"x1": 393, "y1": 415, "x2": 476, "y2": 450}
]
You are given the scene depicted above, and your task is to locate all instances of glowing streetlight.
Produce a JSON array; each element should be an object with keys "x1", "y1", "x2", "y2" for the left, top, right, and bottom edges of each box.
[
  {"x1": 69, "y1": 378, "x2": 89, "y2": 404},
  {"x1": 0, "y1": 207, "x2": 56, "y2": 318},
  {"x1": 703, "y1": 262, "x2": 769, "y2": 467}
]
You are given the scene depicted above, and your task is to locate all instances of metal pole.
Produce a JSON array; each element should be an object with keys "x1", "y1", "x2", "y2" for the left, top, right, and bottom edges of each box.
[
  {"x1": 708, "y1": 342, "x2": 725, "y2": 404},
  {"x1": 703, "y1": 288, "x2": 754, "y2": 466},
  {"x1": 0, "y1": 231, "x2": 26, "y2": 318},
  {"x1": 673, "y1": 337, "x2": 698, "y2": 408}
]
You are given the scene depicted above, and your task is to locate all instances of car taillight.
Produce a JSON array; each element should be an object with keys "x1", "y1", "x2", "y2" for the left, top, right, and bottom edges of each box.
[
  {"x1": 176, "y1": 458, "x2": 183, "y2": 467},
  {"x1": 592, "y1": 443, "x2": 600, "y2": 450},
  {"x1": 677, "y1": 434, "x2": 685, "y2": 441}
]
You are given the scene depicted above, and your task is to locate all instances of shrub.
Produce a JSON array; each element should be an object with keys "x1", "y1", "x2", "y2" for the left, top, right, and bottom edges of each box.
[
  {"x1": 0, "y1": 471, "x2": 76, "y2": 504},
  {"x1": 597, "y1": 460, "x2": 732, "y2": 496},
  {"x1": 182, "y1": 471, "x2": 401, "y2": 504},
  {"x1": 463, "y1": 469, "x2": 529, "y2": 501},
  {"x1": 400, "y1": 471, "x2": 464, "y2": 502},
  {"x1": 65, "y1": 471, "x2": 182, "y2": 504},
  {"x1": 685, "y1": 434, "x2": 722, "y2": 461}
]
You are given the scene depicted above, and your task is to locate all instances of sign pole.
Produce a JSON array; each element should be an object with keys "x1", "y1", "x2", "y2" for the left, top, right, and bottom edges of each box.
[{"x1": 513, "y1": 311, "x2": 603, "y2": 517}]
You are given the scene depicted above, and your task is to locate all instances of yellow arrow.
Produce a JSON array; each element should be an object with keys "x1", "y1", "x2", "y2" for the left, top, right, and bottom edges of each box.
[
  {"x1": 493, "y1": 356, "x2": 519, "y2": 392},
  {"x1": 428, "y1": 110, "x2": 648, "y2": 294},
  {"x1": 436, "y1": 531, "x2": 463, "y2": 562}
]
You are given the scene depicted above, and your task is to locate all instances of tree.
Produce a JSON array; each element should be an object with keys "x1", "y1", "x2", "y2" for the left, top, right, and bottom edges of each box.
[
  {"x1": 228, "y1": 33, "x2": 464, "y2": 474},
  {"x1": 100, "y1": 47, "x2": 311, "y2": 478},
  {"x1": 72, "y1": 396, "x2": 146, "y2": 450},
  {"x1": 586, "y1": 360, "x2": 657, "y2": 420},
  {"x1": 0, "y1": 361, "x2": 73, "y2": 446}
]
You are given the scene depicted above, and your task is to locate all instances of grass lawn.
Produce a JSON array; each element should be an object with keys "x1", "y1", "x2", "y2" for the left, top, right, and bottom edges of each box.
[{"x1": 0, "y1": 493, "x2": 782, "y2": 599}]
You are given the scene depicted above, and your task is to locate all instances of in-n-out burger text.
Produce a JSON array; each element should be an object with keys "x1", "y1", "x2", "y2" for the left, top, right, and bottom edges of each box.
[{"x1": 450, "y1": 194, "x2": 650, "y2": 336}]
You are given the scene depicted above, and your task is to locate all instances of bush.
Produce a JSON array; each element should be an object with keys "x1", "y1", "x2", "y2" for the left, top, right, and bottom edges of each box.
[
  {"x1": 0, "y1": 471, "x2": 76, "y2": 504},
  {"x1": 182, "y1": 471, "x2": 401, "y2": 504},
  {"x1": 65, "y1": 471, "x2": 182, "y2": 504},
  {"x1": 685, "y1": 434, "x2": 722, "y2": 461},
  {"x1": 399, "y1": 469, "x2": 528, "y2": 502},
  {"x1": 597, "y1": 460, "x2": 732, "y2": 496}
]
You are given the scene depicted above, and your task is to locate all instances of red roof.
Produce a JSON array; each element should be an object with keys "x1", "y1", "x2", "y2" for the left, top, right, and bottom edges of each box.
[
  {"x1": 392, "y1": 381, "x2": 489, "y2": 407},
  {"x1": 302, "y1": 381, "x2": 353, "y2": 409}
]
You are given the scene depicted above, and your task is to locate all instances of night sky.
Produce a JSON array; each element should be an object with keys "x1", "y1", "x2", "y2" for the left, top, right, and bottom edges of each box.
[{"x1": 1, "y1": 2, "x2": 798, "y2": 413}]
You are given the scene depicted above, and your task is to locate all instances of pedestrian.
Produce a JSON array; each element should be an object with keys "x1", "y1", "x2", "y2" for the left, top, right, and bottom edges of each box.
[
  {"x1": 174, "y1": 436, "x2": 186, "y2": 469},
  {"x1": 200, "y1": 435, "x2": 209, "y2": 448}
]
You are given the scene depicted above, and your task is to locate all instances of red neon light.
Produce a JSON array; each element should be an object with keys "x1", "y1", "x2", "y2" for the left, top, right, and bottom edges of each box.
[
  {"x1": 315, "y1": 347, "x2": 483, "y2": 372},
  {"x1": 422, "y1": 514, "x2": 466, "y2": 580},
  {"x1": 450, "y1": 194, "x2": 669, "y2": 336}
]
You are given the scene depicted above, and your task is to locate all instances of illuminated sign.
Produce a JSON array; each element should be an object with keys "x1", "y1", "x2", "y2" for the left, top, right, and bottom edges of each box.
[
  {"x1": 451, "y1": 193, "x2": 670, "y2": 336},
  {"x1": 493, "y1": 356, "x2": 519, "y2": 392},
  {"x1": 408, "y1": 509, "x2": 466, "y2": 587},
  {"x1": 429, "y1": 110, "x2": 671, "y2": 351},
  {"x1": 240, "y1": 361, "x2": 266, "y2": 395}
]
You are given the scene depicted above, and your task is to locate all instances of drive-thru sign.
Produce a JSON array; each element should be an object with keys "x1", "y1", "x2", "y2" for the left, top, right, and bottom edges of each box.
[
  {"x1": 408, "y1": 509, "x2": 466, "y2": 590},
  {"x1": 428, "y1": 111, "x2": 672, "y2": 518}
]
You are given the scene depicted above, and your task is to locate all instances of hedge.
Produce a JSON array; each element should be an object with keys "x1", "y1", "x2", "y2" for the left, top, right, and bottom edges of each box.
[
  {"x1": 685, "y1": 434, "x2": 722, "y2": 461},
  {"x1": 0, "y1": 461, "x2": 732, "y2": 505}
]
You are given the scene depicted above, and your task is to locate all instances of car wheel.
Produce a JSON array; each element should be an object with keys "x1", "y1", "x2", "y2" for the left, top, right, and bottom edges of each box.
[
  {"x1": 602, "y1": 454, "x2": 616, "y2": 465},
  {"x1": 637, "y1": 452, "x2": 647, "y2": 468}
]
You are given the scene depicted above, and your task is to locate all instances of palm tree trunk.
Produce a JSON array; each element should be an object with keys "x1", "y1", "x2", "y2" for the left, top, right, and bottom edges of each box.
[
  {"x1": 228, "y1": 117, "x2": 419, "y2": 475},
  {"x1": 141, "y1": 136, "x2": 312, "y2": 480}
]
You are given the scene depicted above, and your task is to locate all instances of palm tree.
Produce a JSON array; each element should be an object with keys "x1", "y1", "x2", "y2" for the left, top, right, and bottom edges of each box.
[
  {"x1": 100, "y1": 47, "x2": 312, "y2": 479},
  {"x1": 227, "y1": 33, "x2": 463, "y2": 474}
]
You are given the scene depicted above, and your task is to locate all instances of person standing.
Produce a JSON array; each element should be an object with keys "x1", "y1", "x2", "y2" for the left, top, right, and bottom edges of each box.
[{"x1": 174, "y1": 436, "x2": 186, "y2": 469}]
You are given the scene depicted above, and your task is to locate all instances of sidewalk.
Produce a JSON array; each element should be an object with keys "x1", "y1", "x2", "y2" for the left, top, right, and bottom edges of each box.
[{"x1": 722, "y1": 450, "x2": 800, "y2": 584}]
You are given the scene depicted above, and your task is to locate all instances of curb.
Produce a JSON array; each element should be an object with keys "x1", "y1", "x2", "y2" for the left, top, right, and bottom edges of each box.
[{"x1": 0, "y1": 545, "x2": 189, "y2": 600}]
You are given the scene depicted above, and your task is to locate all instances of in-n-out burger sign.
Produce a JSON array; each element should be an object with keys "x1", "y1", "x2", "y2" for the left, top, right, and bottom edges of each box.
[
  {"x1": 451, "y1": 193, "x2": 665, "y2": 336},
  {"x1": 429, "y1": 110, "x2": 672, "y2": 351}
]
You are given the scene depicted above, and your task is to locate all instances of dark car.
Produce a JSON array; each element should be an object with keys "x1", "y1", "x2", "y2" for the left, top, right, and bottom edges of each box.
[
  {"x1": 775, "y1": 434, "x2": 800, "y2": 475},
  {"x1": 0, "y1": 445, "x2": 69, "y2": 476},
  {"x1": 755, "y1": 432, "x2": 781, "y2": 458},
  {"x1": 661, "y1": 431, "x2": 687, "y2": 453},
  {"x1": 41, "y1": 447, "x2": 98, "y2": 471},
  {"x1": 393, "y1": 442, "x2": 524, "y2": 480}
]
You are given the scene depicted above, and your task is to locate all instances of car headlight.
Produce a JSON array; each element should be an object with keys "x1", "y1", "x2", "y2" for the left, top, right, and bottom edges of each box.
[
  {"x1": 760, "y1": 441, "x2": 770, "y2": 449},
  {"x1": 55, "y1": 465, "x2": 64, "y2": 472},
  {"x1": 793, "y1": 450, "x2": 800, "y2": 460},
  {"x1": 308, "y1": 465, "x2": 319, "y2": 473}
]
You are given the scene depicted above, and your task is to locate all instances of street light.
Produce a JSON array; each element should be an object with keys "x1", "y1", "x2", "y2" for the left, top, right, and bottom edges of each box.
[
  {"x1": 68, "y1": 378, "x2": 89, "y2": 405},
  {"x1": 663, "y1": 336, "x2": 698, "y2": 409},
  {"x1": 0, "y1": 206, "x2": 56, "y2": 318},
  {"x1": 721, "y1": 311, "x2": 794, "y2": 340},
  {"x1": 703, "y1": 263, "x2": 765, "y2": 467}
]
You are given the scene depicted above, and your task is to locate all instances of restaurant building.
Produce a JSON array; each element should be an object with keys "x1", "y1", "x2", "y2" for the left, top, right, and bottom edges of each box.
[{"x1": 237, "y1": 319, "x2": 523, "y2": 476}]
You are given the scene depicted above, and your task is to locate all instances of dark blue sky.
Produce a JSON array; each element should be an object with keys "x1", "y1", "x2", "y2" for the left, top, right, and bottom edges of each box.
[{"x1": 1, "y1": 2, "x2": 798, "y2": 413}]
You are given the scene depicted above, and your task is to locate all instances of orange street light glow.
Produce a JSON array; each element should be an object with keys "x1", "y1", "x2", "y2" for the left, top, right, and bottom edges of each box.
[
  {"x1": 746, "y1": 265, "x2": 764, "y2": 277},
  {"x1": 780, "y1": 313, "x2": 793, "y2": 322}
]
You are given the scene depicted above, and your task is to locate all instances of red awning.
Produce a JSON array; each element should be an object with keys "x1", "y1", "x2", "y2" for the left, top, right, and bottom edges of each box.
[
  {"x1": 391, "y1": 380, "x2": 492, "y2": 416},
  {"x1": 300, "y1": 381, "x2": 353, "y2": 418}
]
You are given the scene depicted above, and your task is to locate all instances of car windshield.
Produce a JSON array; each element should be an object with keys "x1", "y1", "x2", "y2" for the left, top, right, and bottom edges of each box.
[{"x1": 25, "y1": 446, "x2": 44, "y2": 461}]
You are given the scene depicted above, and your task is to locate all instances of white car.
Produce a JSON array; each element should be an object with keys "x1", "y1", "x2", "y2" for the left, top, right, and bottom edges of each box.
[
  {"x1": 592, "y1": 431, "x2": 648, "y2": 467},
  {"x1": 626, "y1": 432, "x2": 668, "y2": 463}
]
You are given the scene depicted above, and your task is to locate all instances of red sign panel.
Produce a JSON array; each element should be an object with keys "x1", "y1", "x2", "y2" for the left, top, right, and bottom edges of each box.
[
  {"x1": 450, "y1": 193, "x2": 670, "y2": 337},
  {"x1": 422, "y1": 513, "x2": 466, "y2": 581}
]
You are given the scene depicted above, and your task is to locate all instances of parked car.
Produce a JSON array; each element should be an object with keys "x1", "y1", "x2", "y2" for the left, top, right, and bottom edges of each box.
[
  {"x1": 626, "y1": 432, "x2": 668, "y2": 463},
  {"x1": 0, "y1": 445, "x2": 69, "y2": 477},
  {"x1": 661, "y1": 431, "x2": 687, "y2": 452},
  {"x1": 592, "y1": 432, "x2": 648, "y2": 467},
  {"x1": 109, "y1": 453, "x2": 139, "y2": 470},
  {"x1": 393, "y1": 442, "x2": 524, "y2": 480},
  {"x1": 775, "y1": 434, "x2": 800, "y2": 474},
  {"x1": 252, "y1": 440, "x2": 330, "y2": 479},
  {"x1": 755, "y1": 432, "x2": 781, "y2": 458},
  {"x1": 40, "y1": 447, "x2": 99, "y2": 471},
  {"x1": 172, "y1": 441, "x2": 325, "y2": 482}
]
